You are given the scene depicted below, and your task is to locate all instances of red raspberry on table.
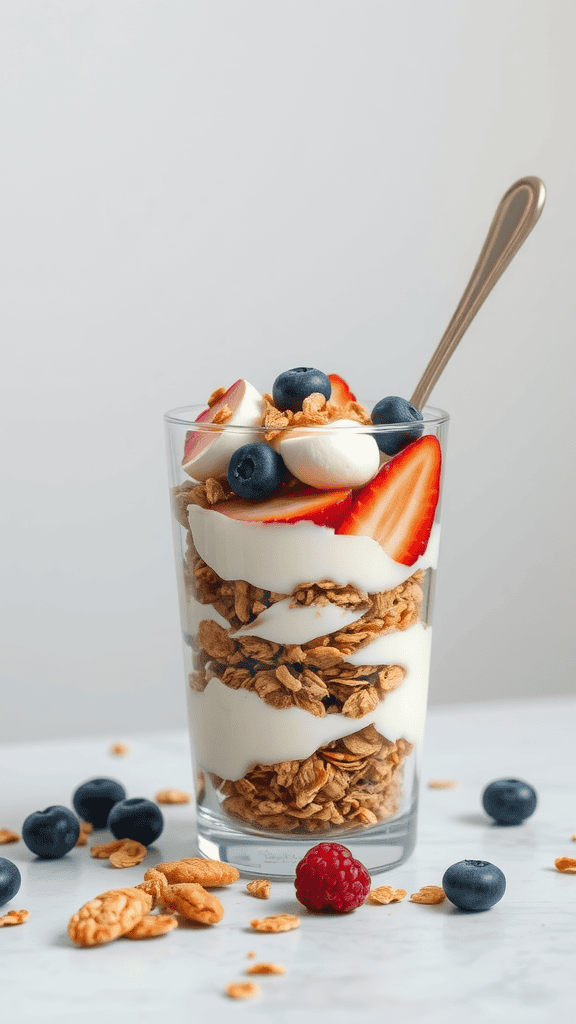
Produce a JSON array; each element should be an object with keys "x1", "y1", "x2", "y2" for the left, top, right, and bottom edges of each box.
[{"x1": 294, "y1": 843, "x2": 371, "y2": 913}]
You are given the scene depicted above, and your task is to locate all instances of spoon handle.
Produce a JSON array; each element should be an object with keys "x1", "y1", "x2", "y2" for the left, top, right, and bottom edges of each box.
[{"x1": 410, "y1": 176, "x2": 546, "y2": 410}]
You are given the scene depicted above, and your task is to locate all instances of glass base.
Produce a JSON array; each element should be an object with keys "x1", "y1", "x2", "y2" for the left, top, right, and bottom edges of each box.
[{"x1": 196, "y1": 799, "x2": 418, "y2": 880}]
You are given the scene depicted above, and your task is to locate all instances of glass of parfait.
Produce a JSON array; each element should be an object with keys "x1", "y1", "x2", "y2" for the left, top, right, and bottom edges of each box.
[{"x1": 165, "y1": 373, "x2": 448, "y2": 878}]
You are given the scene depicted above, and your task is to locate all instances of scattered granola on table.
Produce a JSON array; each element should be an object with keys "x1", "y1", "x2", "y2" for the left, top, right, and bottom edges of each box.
[
  {"x1": 90, "y1": 838, "x2": 147, "y2": 867},
  {"x1": 109, "y1": 841, "x2": 148, "y2": 868},
  {"x1": 75, "y1": 821, "x2": 94, "y2": 846},
  {"x1": 428, "y1": 780, "x2": 458, "y2": 789},
  {"x1": 124, "y1": 914, "x2": 178, "y2": 939},
  {"x1": 246, "y1": 962, "x2": 286, "y2": 975},
  {"x1": 68, "y1": 887, "x2": 154, "y2": 947},
  {"x1": 410, "y1": 886, "x2": 446, "y2": 904},
  {"x1": 155, "y1": 789, "x2": 191, "y2": 805},
  {"x1": 160, "y1": 883, "x2": 224, "y2": 924},
  {"x1": 0, "y1": 909, "x2": 29, "y2": 927},
  {"x1": 226, "y1": 982, "x2": 260, "y2": 1000},
  {"x1": 554, "y1": 857, "x2": 576, "y2": 873},
  {"x1": 246, "y1": 879, "x2": 271, "y2": 899},
  {"x1": 249, "y1": 914, "x2": 301, "y2": 933},
  {"x1": 153, "y1": 858, "x2": 239, "y2": 887},
  {"x1": 66, "y1": 860, "x2": 236, "y2": 947},
  {"x1": 367, "y1": 886, "x2": 407, "y2": 904},
  {"x1": 109, "y1": 742, "x2": 130, "y2": 756},
  {"x1": 0, "y1": 829, "x2": 20, "y2": 844}
]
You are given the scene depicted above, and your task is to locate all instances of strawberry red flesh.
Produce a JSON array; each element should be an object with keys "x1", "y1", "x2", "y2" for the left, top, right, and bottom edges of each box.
[
  {"x1": 210, "y1": 488, "x2": 353, "y2": 530},
  {"x1": 328, "y1": 373, "x2": 357, "y2": 405},
  {"x1": 336, "y1": 436, "x2": 441, "y2": 565}
]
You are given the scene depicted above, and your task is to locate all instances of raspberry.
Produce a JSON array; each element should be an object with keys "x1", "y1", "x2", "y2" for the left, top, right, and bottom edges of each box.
[{"x1": 294, "y1": 843, "x2": 371, "y2": 913}]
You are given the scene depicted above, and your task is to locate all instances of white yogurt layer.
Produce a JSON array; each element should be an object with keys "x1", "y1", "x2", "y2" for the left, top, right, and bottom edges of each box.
[
  {"x1": 184, "y1": 598, "x2": 230, "y2": 635},
  {"x1": 188, "y1": 505, "x2": 440, "y2": 594},
  {"x1": 344, "y1": 621, "x2": 431, "y2": 667},
  {"x1": 187, "y1": 622, "x2": 432, "y2": 780},
  {"x1": 231, "y1": 599, "x2": 367, "y2": 645}
]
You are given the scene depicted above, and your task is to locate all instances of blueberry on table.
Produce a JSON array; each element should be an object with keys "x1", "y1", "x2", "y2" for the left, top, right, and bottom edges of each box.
[
  {"x1": 22, "y1": 806, "x2": 80, "y2": 859},
  {"x1": 0, "y1": 857, "x2": 21, "y2": 906},
  {"x1": 482, "y1": 778, "x2": 537, "y2": 825},
  {"x1": 227, "y1": 443, "x2": 285, "y2": 500},
  {"x1": 442, "y1": 859, "x2": 506, "y2": 911},
  {"x1": 107, "y1": 798, "x2": 164, "y2": 846},
  {"x1": 272, "y1": 367, "x2": 332, "y2": 412},
  {"x1": 371, "y1": 396, "x2": 424, "y2": 456},
  {"x1": 72, "y1": 778, "x2": 127, "y2": 829}
]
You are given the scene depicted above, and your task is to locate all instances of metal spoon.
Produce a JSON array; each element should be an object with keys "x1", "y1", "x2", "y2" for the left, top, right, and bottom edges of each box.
[{"x1": 410, "y1": 176, "x2": 546, "y2": 410}]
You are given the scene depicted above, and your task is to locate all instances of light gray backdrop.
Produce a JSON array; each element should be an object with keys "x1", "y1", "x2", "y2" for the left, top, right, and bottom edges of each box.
[{"x1": 2, "y1": 0, "x2": 575, "y2": 742}]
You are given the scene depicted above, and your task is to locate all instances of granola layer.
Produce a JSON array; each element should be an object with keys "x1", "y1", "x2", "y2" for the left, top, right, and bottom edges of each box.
[
  {"x1": 187, "y1": 550, "x2": 424, "y2": 719},
  {"x1": 212, "y1": 723, "x2": 412, "y2": 833}
]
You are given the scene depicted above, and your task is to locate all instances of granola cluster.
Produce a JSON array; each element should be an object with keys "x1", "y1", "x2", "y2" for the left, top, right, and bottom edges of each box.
[
  {"x1": 173, "y1": 470, "x2": 426, "y2": 835},
  {"x1": 259, "y1": 390, "x2": 372, "y2": 440}
]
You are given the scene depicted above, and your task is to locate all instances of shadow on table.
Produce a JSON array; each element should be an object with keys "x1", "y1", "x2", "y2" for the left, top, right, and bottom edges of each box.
[{"x1": 452, "y1": 813, "x2": 496, "y2": 827}]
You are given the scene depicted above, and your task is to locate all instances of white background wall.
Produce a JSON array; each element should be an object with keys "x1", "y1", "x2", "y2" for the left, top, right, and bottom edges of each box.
[{"x1": 2, "y1": 0, "x2": 575, "y2": 743}]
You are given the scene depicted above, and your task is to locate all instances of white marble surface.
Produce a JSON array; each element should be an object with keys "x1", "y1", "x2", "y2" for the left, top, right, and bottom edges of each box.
[{"x1": 1, "y1": 696, "x2": 574, "y2": 1024}]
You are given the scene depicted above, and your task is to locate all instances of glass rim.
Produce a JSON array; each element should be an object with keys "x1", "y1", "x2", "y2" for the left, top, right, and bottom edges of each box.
[{"x1": 164, "y1": 402, "x2": 449, "y2": 433}]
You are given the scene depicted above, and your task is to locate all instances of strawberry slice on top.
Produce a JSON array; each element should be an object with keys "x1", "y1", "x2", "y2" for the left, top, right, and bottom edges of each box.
[
  {"x1": 336, "y1": 435, "x2": 441, "y2": 565},
  {"x1": 328, "y1": 373, "x2": 357, "y2": 406},
  {"x1": 210, "y1": 488, "x2": 352, "y2": 530}
]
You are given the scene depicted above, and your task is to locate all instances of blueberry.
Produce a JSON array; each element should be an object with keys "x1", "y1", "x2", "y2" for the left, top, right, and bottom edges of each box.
[
  {"x1": 227, "y1": 442, "x2": 285, "y2": 500},
  {"x1": 371, "y1": 396, "x2": 424, "y2": 456},
  {"x1": 0, "y1": 857, "x2": 21, "y2": 907},
  {"x1": 72, "y1": 778, "x2": 127, "y2": 829},
  {"x1": 107, "y1": 798, "x2": 164, "y2": 846},
  {"x1": 22, "y1": 806, "x2": 80, "y2": 859},
  {"x1": 442, "y1": 859, "x2": 506, "y2": 911},
  {"x1": 272, "y1": 367, "x2": 332, "y2": 413},
  {"x1": 482, "y1": 778, "x2": 537, "y2": 825}
]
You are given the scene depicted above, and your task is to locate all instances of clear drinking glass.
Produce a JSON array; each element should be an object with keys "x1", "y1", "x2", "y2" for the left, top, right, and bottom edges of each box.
[{"x1": 165, "y1": 406, "x2": 449, "y2": 878}]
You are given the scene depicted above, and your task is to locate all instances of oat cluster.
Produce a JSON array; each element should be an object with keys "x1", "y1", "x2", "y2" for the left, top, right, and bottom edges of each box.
[
  {"x1": 246, "y1": 879, "x2": 271, "y2": 899},
  {"x1": 153, "y1": 858, "x2": 239, "y2": 887},
  {"x1": 367, "y1": 886, "x2": 407, "y2": 905},
  {"x1": 226, "y1": 982, "x2": 260, "y2": 1000},
  {"x1": 259, "y1": 390, "x2": 372, "y2": 440},
  {"x1": 410, "y1": 886, "x2": 446, "y2": 905},
  {"x1": 67, "y1": 858, "x2": 240, "y2": 947},
  {"x1": 246, "y1": 962, "x2": 286, "y2": 975},
  {"x1": 90, "y1": 838, "x2": 147, "y2": 868},
  {"x1": 249, "y1": 913, "x2": 301, "y2": 933},
  {"x1": 75, "y1": 821, "x2": 94, "y2": 847},
  {"x1": 0, "y1": 829, "x2": 20, "y2": 844},
  {"x1": 155, "y1": 789, "x2": 191, "y2": 805},
  {"x1": 109, "y1": 742, "x2": 130, "y2": 756},
  {"x1": 124, "y1": 914, "x2": 178, "y2": 939},
  {"x1": 0, "y1": 909, "x2": 29, "y2": 927},
  {"x1": 68, "y1": 887, "x2": 155, "y2": 946},
  {"x1": 554, "y1": 857, "x2": 576, "y2": 873}
]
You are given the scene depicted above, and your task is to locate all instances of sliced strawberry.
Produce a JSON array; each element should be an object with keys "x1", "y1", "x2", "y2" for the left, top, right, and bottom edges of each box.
[
  {"x1": 336, "y1": 436, "x2": 441, "y2": 565},
  {"x1": 211, "y1": 488, "x2": 353, "y2": 530},
  {"x1": 328, "y1": 373, "x2": 357, "y2": 406}
]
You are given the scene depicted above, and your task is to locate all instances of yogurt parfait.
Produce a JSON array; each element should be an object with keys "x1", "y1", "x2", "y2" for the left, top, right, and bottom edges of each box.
[{"x1": 165, "y1": 368, "x2": 448, "y2": 875}]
